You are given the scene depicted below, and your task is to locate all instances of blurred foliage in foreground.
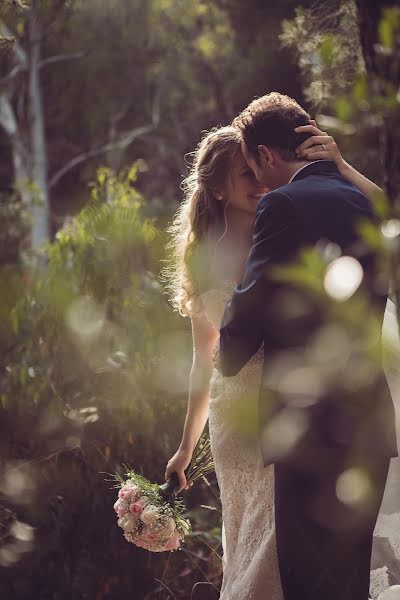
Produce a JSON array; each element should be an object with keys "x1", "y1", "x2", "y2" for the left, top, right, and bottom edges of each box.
[{"x1": 0, "y1": 166, "x2": 222, "y2": 599}]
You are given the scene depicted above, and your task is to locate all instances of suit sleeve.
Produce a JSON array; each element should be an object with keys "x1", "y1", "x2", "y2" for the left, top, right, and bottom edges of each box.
[{"x1": 219, "y1": 191, "x2": 301, "y2": 376}]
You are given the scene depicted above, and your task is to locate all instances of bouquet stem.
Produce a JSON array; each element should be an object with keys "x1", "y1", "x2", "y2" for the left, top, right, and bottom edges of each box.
[{"x1": 159, "y1": 472, "x2": 180, "y2": 500}]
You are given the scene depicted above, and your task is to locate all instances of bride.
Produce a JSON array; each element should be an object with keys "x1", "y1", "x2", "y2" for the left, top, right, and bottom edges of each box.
[{"x1": 163, "y1": 122, "x2": 399, "y2": 599}]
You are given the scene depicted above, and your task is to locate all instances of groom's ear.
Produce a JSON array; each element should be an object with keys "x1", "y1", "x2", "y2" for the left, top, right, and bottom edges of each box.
[{"x1": 257, "y1": 145, "x2": 274, "y2": 167}]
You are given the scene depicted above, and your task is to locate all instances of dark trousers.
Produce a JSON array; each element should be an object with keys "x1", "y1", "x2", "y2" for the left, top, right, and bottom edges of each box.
[{"x1": 275, "y1": 457, "x2": 390, "y2": 600}]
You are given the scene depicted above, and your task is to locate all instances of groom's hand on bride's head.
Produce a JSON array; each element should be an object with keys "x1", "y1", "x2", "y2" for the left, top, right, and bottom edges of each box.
[{"x1": 294, "y1": 122, "x2": 343, "y2": 166}]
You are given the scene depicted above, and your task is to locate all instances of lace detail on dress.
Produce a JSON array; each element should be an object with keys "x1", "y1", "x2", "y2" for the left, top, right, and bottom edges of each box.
[
  {"x1": 200, "y1": 282, "x2": 283, "y2": 600},
  {"x1": 369, "y1": 567, "x2": 390, "y2": 599}
]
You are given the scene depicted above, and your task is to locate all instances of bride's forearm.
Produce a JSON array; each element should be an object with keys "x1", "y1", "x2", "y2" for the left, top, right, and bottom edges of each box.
[
  {"x1": 179, "y1": 394, "x2": 209, "y2": 454},
  {"x1": 337, "y1": 158, "x2": 383, "y2": 202},
  {"x1": 179, "y1": 363, "x2": 212, "y2": 454}
]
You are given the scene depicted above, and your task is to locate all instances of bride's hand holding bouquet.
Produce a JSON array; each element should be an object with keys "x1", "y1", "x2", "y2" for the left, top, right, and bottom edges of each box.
[{"x1": 165, "y1": 446, "x2": 193, "y2": 491}]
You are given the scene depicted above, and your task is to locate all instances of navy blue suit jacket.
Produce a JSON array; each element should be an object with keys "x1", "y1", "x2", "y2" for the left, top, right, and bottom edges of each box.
[{"x1": 219, "y1": 161, "x2": 397, "y2": 467}]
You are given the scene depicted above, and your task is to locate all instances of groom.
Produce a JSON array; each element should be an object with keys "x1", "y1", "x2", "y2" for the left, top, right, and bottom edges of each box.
[{"x1": 219, "y1": 93, "x2": 398, "y2": 600}]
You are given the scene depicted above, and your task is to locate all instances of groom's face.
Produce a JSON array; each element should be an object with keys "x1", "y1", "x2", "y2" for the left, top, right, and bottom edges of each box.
[
  {"x1": 241, "y1": 139, "x2": 275, "y2": 189},
  {"x1": 241, "y1": 140, "x2": 262, "y2": 182}
]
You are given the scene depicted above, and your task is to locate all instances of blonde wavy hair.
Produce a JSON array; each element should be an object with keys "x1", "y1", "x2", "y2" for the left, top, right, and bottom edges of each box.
[{"x1": 163, "y1": 126, "x2": 242, "y2": 316}]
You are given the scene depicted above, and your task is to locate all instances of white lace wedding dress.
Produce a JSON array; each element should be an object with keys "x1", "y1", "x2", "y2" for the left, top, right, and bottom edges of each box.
[
  {"x1": 200, "y1": 282, "x2": 283, "y2": 600},
  {"x1": 200, "y1": 285, "x2": 400, "y2": 600}
]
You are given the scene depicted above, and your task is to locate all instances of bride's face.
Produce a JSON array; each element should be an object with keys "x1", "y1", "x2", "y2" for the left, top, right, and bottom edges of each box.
[{"x1": 220, "y1": 151, "x2": 268, "y2": 215}]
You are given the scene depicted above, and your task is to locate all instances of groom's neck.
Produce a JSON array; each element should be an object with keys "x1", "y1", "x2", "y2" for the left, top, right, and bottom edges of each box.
[{"x1": 275, "y1": 160, "x2": 312, "y2": 188}]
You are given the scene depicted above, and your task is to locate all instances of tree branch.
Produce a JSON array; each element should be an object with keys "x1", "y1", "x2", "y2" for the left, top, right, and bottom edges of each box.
[
  {"x1": 0, "y1": 63, "x2": 27, "y2": 87},
  {"x1": 39, "y1": 50, "x2": 87, "y2": 69},
  {"x1": 48, "y1": 125, "x2": 154, "y2": 190},
  {"x1": 49, "y1": 86, "x2": 162, "y2": 189}
]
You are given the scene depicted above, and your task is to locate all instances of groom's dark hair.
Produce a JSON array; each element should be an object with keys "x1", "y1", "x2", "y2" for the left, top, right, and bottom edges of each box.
[{"x1": 233, "y1": 92, "x2": 311, "y2": 162}]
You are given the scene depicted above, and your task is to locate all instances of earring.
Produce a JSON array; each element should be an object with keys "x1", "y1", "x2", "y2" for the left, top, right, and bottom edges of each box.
[{"x1": 216, "y1": 194, "x2": 223, "y2": 200}]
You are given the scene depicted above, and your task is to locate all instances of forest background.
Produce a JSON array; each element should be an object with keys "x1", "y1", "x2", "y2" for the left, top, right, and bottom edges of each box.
[{"x1": 0, "y1": 1, "x2": 399, "y2": 599}]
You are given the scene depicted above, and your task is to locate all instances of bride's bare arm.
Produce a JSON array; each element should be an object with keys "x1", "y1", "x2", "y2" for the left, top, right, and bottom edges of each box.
[
  {"x1": 295, "y1": 123, "x2": 383, "y2": 202},
  {"x1": 165, "y1": 313, "x2": 219, "y2": 490}
]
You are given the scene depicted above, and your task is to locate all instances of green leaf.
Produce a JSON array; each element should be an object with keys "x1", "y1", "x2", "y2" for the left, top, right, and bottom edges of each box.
[
  {"x1": 357, "y1": 219, "x2": 384, "y2": 251},
  {"x1": 352, "y1": 75, "x2": 367, "y2": 103},
  {"x1": 379, "y1": 8, "x2": 400, "y2": 49},
  {"x1": 379, "y1": 19, "x2": 393, "y2": 49},
  {"x1": 320, "y1": 34, "x2": 336, "y2": 66},
  {"x1": 335, "y1": 97, "x2": 353, "y2": 122},
  {"x1": 372, "y1": 191, "x2": 390, "y2": 221}
]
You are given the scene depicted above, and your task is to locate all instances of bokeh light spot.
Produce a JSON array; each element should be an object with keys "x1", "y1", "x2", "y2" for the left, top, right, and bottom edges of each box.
[
  {"x1": 381, "y1": 219, "x2": 400, "y2": 239},
  {"x1": 261, "y1": 409, "x2": 308, "y2": 462},
  {"x1": 66, "y1": 295, "x2": 105, "y2": 338},
  {"x1": 336, "y1": 467, "x2": 371, "y2": 506},
  {"x1": 10, "y1": 521, "x2": 35, "y2": 543},
  {"x1": 324, "y1": 256, "x2": 363, "y2": 301}
]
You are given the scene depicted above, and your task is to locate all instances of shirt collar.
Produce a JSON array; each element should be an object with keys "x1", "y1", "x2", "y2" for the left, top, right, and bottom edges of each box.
[{"x1": 289, "y1": 160, "x2": 331, "y2": 184}]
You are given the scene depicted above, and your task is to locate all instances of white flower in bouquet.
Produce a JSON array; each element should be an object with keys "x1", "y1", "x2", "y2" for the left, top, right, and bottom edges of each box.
[
  {"x1": 177, "y1": 517, "x2": 191, "y2": 536},
  {"x1": 160, "y1": 516, "x2": 176, "y2": 538},
  {"x1": 117, "y1": 514, "x2": 137, "y2": 533},
  {"x1": 140, "y1": 504, "x2": 161, "y2": 526}
]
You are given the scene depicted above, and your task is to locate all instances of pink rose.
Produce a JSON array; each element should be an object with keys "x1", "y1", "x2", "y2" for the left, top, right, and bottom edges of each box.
[
  {"x1": 130, "y1": 503, "x2": 142, "y2": 515},
  {"x1": 130, "y1": 495, "x2": 149, "y2": 515},
  {"x1": 118, "y1": 483, "x2": 140, "y2": 502},
  {"x1": 164, "y1": 531, "x2": 180, "y2": 551},
  {"x1": 114, "y1": 499, "x2": 129, "y2": 518}
]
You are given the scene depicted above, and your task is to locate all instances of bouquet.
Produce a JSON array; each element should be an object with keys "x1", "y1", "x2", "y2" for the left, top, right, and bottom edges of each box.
[{"x1": 111, "y1": 436, "x2": 214, "y2": 552}]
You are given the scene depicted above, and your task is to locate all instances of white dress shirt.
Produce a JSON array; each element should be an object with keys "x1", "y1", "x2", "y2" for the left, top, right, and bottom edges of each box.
[{"x1": 288, "y1": 160, "x2": 331, "y2": 184}]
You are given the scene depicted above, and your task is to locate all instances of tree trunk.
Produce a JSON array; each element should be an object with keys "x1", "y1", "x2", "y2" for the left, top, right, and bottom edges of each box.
[
  {"x1": 356, "y1": 0, "x2": 385, "y2": 72},
  {"x1": 355, "y1": 0, "x2": 400, "y2": 206},
  {"x1": 0, "y1": 95, "x2": 31, "y2": 206},
  {"x1": 0, "y1": 23, "x2": 32, "y2": 208},
  {"x1": 28, "y1": 1, "x2": 50, "y2": 250}
]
